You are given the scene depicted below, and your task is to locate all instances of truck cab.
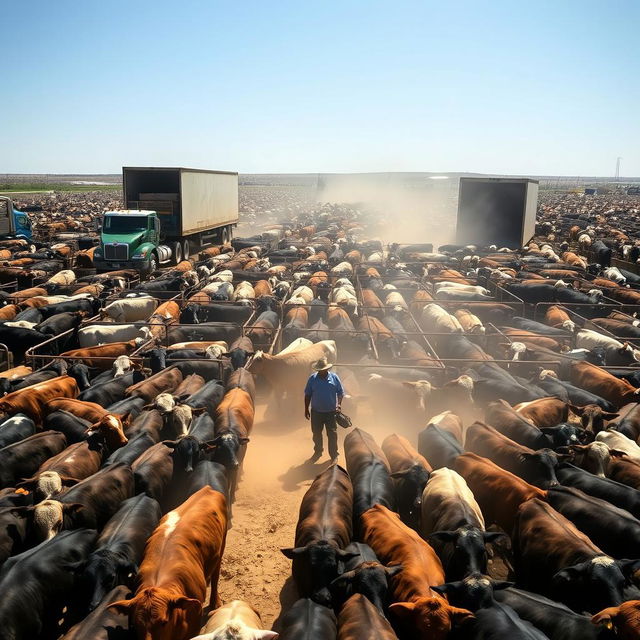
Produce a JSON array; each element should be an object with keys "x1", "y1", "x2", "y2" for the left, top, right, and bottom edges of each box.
[
  {"x1": 0, "y1": 197, "x2": 33, "y2": 240},
  {"x1": 94, "y1": 210, "x2": 167, "y2": 273}
]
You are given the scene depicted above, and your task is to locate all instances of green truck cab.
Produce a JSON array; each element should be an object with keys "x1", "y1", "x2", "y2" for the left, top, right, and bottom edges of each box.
[
  {"x1": 93, "y1": 166, "x2": 239, "y2": 273},
  {"x1": 94, "y1": 210, "x2": 162, "y2": 274}
]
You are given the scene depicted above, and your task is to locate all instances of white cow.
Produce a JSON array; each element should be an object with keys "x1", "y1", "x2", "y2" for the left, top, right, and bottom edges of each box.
[
  {"x1": 233, "y1": 281, "x2": 256, "y2": 302},
  {"x1": 420, "y1": 303, "x2": 463, "y2": 333},
  {"x1": 576, "y1": 329, "x2": 640, "y2": 362},
  {"x1": 603, "y1": 267, "x2": 626, "y2": 285},
  {"x1": 101, "y1": 298, "x2": 158, "y2": 323},
  {"x1": 279, "y1": 337, "x2": 313, "y2": 355},
  {"x1": 78, "y1": 324, "x2": 152, "y2": 347},
  {"x1": 191, "y1": 600, "x2": 277, "y2": 640},
  {"x1": 596, "y1": 429, "x2": 640, "y2": 463},
  {"x1": 435, "y1": 282, "x2": 490, "y2": 296}
]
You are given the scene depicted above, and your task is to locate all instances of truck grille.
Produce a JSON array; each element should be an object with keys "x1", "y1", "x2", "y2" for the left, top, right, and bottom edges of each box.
[{"x1": 104, "y1": 243, "x2": 129, "y2": 261}]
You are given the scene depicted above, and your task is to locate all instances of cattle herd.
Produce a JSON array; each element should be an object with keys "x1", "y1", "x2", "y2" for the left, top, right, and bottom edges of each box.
[{"x1": 1, "y1": 188, "x2": 640, "y2": 639}]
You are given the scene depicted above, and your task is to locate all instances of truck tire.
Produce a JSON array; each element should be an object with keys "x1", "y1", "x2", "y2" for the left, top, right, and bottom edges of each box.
[
  {"x1": 221, "y1": 228, "x2": 229, "y2": 245},
  {"x1": 183, "y1": 239, "x2": 190, "y2": 260},
  {"x1": 227, "y1": 225, "x2": 233, "y2": 241},
  {"x1": 173, "y1": 242, "x2": 182, "y2": 266}
]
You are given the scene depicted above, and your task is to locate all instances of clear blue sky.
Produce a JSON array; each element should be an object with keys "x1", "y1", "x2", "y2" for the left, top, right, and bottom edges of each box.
[{"x1": 3, "y1": 0, "x2": 639, "y2": 176}]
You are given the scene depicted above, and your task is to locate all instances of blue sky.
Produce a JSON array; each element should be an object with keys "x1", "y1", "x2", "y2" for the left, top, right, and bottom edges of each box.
[{"x1": 3, "y1": 0, "x2": 639, "y2": 175}]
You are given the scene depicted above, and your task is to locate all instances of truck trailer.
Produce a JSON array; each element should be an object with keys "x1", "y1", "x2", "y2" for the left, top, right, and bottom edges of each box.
[{"x1": 94, "y1": 167, "x2": 238, "y2": 273}]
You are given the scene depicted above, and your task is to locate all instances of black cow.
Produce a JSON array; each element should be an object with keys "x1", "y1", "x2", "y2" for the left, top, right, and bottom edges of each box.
[
  {"x1": 80, "y1": 494, "x2": 161, "y2": 612},
  {"x1": 167, "y1": 322, "x2": 240, "y2": 345},
  {"x1": 35, "y1": 311, "x2": 86, "y2": 337},
  {"x1": 179, "y1": 302, "x2": 253, "y2": 324},
  {"x1": 278, "y1": 598, "x2": 337, "y2": 640},
  {"x1": 103, "y1": 430, "x2": 157, "y2": 467},
  {"x1": 38, "y1": 298, "x2": 100, "y2": 318},
  {"x1": 494, "y1": 587, "x2": 614, "y2": 640},
  {"x1": 418, "y1": 424, "x2": 463, "y2": 470},
  {"x1": 0, "y1": 528, "x2": 97, "y2": 640},
  {"x1": 557, "y1": 462, "x2": 640, "y2": 519},
  {"x1": 44, "y1": 410, "x2": 92, "y2": 444},
  {"x1": 538, "y1": 375, "x2": 617, "y2": 412},
  {"x1": 131, "y1": 442, "x2": 173, "y2": 502},
  {"x1": 9, "y1": 361, "x2": 68, "y2": 391},
  {"x1": 0, "y1": 414, "x2": 36, "y2": 448},
  {"x1": 592, "y1": 240, "x2": 612, "y2": 267},
  {"x1": 0, "y1": 431, "x2": 67, "y2": 489},
  {"x1": 60, "y1": 462, "x2": 134, "y2": 530},
  {"x1": 184, "y1": 379, "x2": 225, "y2": 417},
  {"x1": 546, "y1": 485, "x2": 640, "y2": 558}
]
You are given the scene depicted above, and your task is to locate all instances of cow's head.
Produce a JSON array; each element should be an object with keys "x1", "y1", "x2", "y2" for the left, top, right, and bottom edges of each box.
[
  {"x1": 570, "y1": 404, "x2": 618, "y2": 435},
  {"x1": 109, "y1": 587, "x2": 202, "y2": 640},
  {"x1": 592, "y1": 601, "x2": 640, "y2": 639},
  {"x1": 165, "y1": 434, "x2": 205, "y2": 473},
  {"x1": 539, "y1": 423, "x2": 590, "y2": 448},
  {"x1": 553, "y1": 555, "x2": 640, "y2": 613},
  {"x1": 17, "y1": 470, "x2": 78, "y2": 501},
  {"x1": 518, "y1": 449, "x2": 562, "y2": 488},
  {"x1": 566, "y1": 442, "x2": 613, "y2": 478},
  {"x1": 428, "y1": 526, "x2": 506, "y2": 580},
  {"x1": 281, "y1": 540, "x2": 358, "y2": 606},
  {"x1": 389, "y1": 595, "x2": 473, "y2": 640},
  {"x1": 330, "y1": 561, "x2": 402, "y2": 613},
  {"x1": 389, "y1": 463, "x2": 430, "y2": 525},
  {"x1": 82, "y1": 548, "x2": 138, "y2": 613},
  {"x1": 432, "y1": 572, "x2": 513, "y2": 612},
  {"x1": 87, "y1": 414, "x2": 129, "y2": 451},
  {"x1": 204, "y1": 432, "x2": 250, "y2": 470}
]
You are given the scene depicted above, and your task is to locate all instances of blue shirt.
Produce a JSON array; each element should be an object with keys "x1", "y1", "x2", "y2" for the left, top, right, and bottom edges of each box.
[{"x1": 304, "y1": 372, "x2": 344, "y2": 412}]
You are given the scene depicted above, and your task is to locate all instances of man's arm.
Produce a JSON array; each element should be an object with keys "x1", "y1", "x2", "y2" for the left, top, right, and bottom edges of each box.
[
  {"x1": 335, "y1": 375, "x2": 344, "y2": 410},
  {"x1": 304, "y1": 395, "x2": 311, "y2": 420}
]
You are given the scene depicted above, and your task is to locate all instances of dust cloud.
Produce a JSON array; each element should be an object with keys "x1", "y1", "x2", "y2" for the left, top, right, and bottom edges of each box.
[{"x1": 316, "y1": 173, "x2": 459, "y2": 248}]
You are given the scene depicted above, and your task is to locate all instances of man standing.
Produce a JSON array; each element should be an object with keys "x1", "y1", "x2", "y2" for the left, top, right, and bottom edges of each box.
[{"x1": 304, "y1": 356, "x2": 344, "y2": 464}]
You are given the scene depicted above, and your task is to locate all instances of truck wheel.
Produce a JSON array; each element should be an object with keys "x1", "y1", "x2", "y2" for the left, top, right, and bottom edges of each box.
[
  {"x1": 182, "y1": 239, "x2": 190, "y2": 260},
  {"x1": 226, "y1": 225, "x2": 233, "y2": 241},
  {"x1": 173, "y1": 242, "x2": 182, "y2": 265},
  {"x1": 221, "y1": 228, "x2": 228, "y2": 245}
]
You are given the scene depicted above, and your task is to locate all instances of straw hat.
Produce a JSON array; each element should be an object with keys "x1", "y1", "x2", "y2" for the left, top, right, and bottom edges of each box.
[{"x1": 312, "y1": 357, "x2": 333, "y2": 371}]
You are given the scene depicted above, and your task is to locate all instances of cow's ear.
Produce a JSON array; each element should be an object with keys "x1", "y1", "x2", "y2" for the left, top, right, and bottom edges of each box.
[
  {"x1": 428, "y1": 531, "x2": 458, "y2": 543},
  {"x1": 432, "y1": 581, "x2": 459, "y2": 597},
  {"x1": 568, "y1": 404, "x2": 586, "y2": 416},
  {"x1": 170, "y1": 596, "x2": 201, "y2": 617},
  {"x1": 385, "y1": 564, "x2": 403, "y2": 577},
  {"x1": 591, "y1": 608, "x2": 617, "y2": 630},
  {"x1": 389, "y1": 469, "x2": 410, "y2": 479},
  {"x1": 388, "y1": 601, "x2": 416, "y2": 619},
  {"x1": 450, "y1": 606, "x2": 474, "y2": 627},
  {"x1": 163, "y1": 440, "x2": 178, "y2": 448},
  {"x1": 483, "y1": 531, "x2": 507, "y2": 543},
  {"x1": 117, "y1": 411, "x2": 132, "y2": 426},
  {"x1": 490, "y1": 579, "x2": 514, "y2": 591},
  {"x1": 609, "y1": 449, "x2": 628, "y2": 458},
  {"x1": 602, "y1": 412, "x2": 620, "y2": 420},
  {"x1": 254, "y1": 632, "x2": 279, "y2": 640},
  {"x1": 191, "y1": 407, "x2": 207, "y2": 415},
  {"x1": 281, "y1": 546, "x2": 307, "y2": 559},
  {"x1": 616, "y1": 558, "x2": 640, "y2": 579},
  {"x1": 239, "y1": 437, "x2": 251, "y2": 444},
  {"x1": 59, "y1": 475, "x2": 79, "y2": 487},
  {"x1": 107, "y1": 599, "x2": 134, "y2": 614},
  {"x1": 63, "y1": 503, "x2": 85, "y2": 515}
]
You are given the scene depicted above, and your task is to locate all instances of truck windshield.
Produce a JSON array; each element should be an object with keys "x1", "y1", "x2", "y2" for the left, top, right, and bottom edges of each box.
[{"x1": 103, "y1": 216, "x2": 148, "y2": 233}]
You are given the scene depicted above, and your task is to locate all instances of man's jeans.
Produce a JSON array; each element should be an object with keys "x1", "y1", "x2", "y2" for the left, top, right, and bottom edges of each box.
[{"x1": 310, "y1": 410, "x2": 338, "y2": 458}]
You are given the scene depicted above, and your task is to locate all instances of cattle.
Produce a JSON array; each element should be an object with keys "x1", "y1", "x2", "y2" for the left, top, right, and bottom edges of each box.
[
  {"x1": 596, "y1": 429, "x2": 640, "y2": 462},
  {"x1": 132, "y1": 442, "x2": 174, "y2": 501},
  {"x1": 382, "y1": 434, "x2": 431, "y2": 529},
  {"x1": 190, "y1": 600, "x2": 276, "y2": 640},
  {"x1": 0, "y1": 414, "x2": 36, "y2": 448},
  {"x1": 546, "y1": 484, "x2": 640, "y2": 560},
  {"x1": 513, "y1": 397, "x2": 569, "y2": 428},
  {"x1": 418, "y1": 424, "x2": 463, "y2": 470},
  {"x1": 60, "y1": 340, "x2": 142, "y2": 369},
  {"x1": 420, "y1": 303, "x2": 463, "y2": 333},
  {"x1": 455, "y1": 453, "x2": 546, "y2": 534},
  {"x1": 0, "y1": 375, "x2": 78, "y2": 424},
  {"x1": 18, "y1": 440, "x2": 102, "y2": 499},
  {"x1": 246, "y1": 340, "x2": 337, "y2": 405},
  {"x1": 567, "y1": 442, "x2": 613, "y2": 478},
  {"x1": 362, "y1": 504, "x2": 473, "y2": 639},
  {"x1": 0, "y1": 528, "x2": 97, "y2": 640},
  {"x1": 110, "y1": 486, "x2": 228, "y2": 640},
  {"x1": 100, "y1": 297, "x2": 158, "y2": 322},
  {"x1": 104, "y1": 430, "x2": 157, "y2": 467},
  {"x1": 0, "y1": 430, "x2": 68, "y2": 489},
  {"x1": 536, "y1": 370, "x2": 617, "y2": 411},
  {"x1": 608, "y1": 453, "x2": 640, "y2": 490},
  {"x1": 592, "y1": 601, "x2": 640, "y2": 639},
  {"x1": 81, "y1": 494, "x2": 162, "y2": 613},
  {"x1": 56, "y1": 462, "x2": 134, "y2": 532},
  {"x1": 557, "y1": 462, "x2": 640, "y2": 519},
  {"x1": 513, "y1": 497, "x2": 640, "y2": 612},
  {"x1": 278, "y1": 598, "x2": 337, "y2": 640},
  {"x1": 432, "y1": 574, "x2": 550, "y2": 639},
  {"x1": 495, "y1": 587, "x2": 611, "y2": 640},
  {"x1": 465, "y1": 421, "x2": 562, "y2": 489},
  {"x1": 420, "y1": 468, "x2": 503, "y2": 581},
  {"x1": 484, "y1": 400, "x2": 552, "y2": 450},
  {"x1": 78, "y1": 323, "x2": 152, "y2": 348},
  {"x1": 125, "y1": 366, "x2": 183, "y2": 403},
  {"x1": 281, "y1": 465, "x2": 355, "y2": 606},
  {"x1": 226, "y1": 335, "x2": 255, "y2": 370},
  {"x1": 211, "y1": 386, "x2": 255, "y2": 500},
  {"x1": 184, "y1": 379, "x2": 226, "y2": 417},
  {"x1": 571, "y1": 361, "x2": 640, "y2": 409},
  {"x1": 337, "y1": 593, "x2": 398, "y2": 640}
]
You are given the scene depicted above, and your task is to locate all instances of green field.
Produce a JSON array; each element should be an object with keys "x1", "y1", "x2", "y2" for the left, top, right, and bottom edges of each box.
[{"x1": 0, "y1": 182, "x2": 121, "y2": 194}]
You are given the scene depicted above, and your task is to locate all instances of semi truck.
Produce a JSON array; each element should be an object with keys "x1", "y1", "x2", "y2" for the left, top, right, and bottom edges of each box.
[
  {"x1": 94, "y1": 167, "x2": 238, "y2": 273},
  {"x1": 0, "y1": 196, "x2": 33, "y2": 240}
]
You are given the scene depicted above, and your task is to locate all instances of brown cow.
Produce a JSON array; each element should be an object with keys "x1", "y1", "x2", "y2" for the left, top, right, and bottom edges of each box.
[
  {"x1": 500, "y1": 328, "x2": 562, "y2": 352},
  {"x1": 361, "y1": 289, "x2": 385, "y2": 318},
  {"x1": 46, "y1": 397, "x2": 110, "y2": 423},
  {"x1": 253, "y1": 280, "x2": 273, "y2": 297},
  {"x1": 514, "y1": 397, "x2": 569, "y2": 428},
  {"x1": 592, "y1": 600, "x2": 640, "y2": 638},
  {"x1": 454, "y1": 452, "x2": 546, "y2": 534},
  {"x1": 426, "y1": 411, "x2": 464, "y2": 444},
  {"x1": 0, "y1": 305, "x2": 19, "y2": 320},
  {"x1": 464, "y1": 421, "x2": 561, "y2": 488},
  {"x1": 281, "y1": 464, "x2": 354, "y2": 606},
  {"x1": 148, "y1": 301, "x2": 181, "y2": 339},
  {"x1": 571, "y1": 361, "x2": 640, "y2": 408},
  {"x1": 338, "y1": 593, "x2": 398, "y2": 640},
  {"x1": 174, "y1": 373, "x2": 205, "y2": 398},
  {"x1": 60, "y1": 341, "x2": 140, "y2": 369},
  {"x1": 608, "y1": 452, "x2": 640, "y2": 489},
  {"x1": 126, "y1": 366, "x2": 183, "y2": 403},
  {"x1": 0, "y1": 375, "x2": 78, "y2": 424},
  {"x1": 362, "y1": 504, "x2": 473, "y2": 639},
  {"x1": 382, "y1": 433, "x2": 431, "y2": 529},
  {"x1": 110, "y1": 486, "x2": 227, "y2": 640}
]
